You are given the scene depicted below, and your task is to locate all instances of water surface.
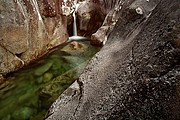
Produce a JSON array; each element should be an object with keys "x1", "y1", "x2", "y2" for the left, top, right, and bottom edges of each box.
[{"x1": 0, "y1": 41, "x2": 100, "y2": 120}]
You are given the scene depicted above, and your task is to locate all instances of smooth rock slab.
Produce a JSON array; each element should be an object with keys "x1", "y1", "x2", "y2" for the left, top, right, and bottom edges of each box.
[{"x1": 46, "y1": 0, "x2": 180, "y2": 119}]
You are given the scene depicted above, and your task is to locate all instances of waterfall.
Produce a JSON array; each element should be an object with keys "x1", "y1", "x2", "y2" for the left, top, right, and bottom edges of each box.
[
  {"x1": 72, "y1": 0, "x2": 78, "y2": 36},
  {"x1": 67, "y1": 0, "x2": 88, "y2": 42},
  {"x1": 73, "y1": 11, "x2": 77, "y2": 36}
]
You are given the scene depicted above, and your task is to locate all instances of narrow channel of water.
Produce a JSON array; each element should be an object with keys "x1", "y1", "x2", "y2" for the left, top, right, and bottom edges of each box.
[{"x1": 0, "y1": 41, "x2": 100, "y2": 120}]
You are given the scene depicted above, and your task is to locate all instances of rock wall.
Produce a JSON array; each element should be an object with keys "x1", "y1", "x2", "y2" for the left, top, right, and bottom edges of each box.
[
  {"x1": 0, "y1": 0, "x2": 72, "y2": 77},
  {"x1": 46, "y1": 0, "x2": 180, "y2": 119},
  {"x1": 76, "y1": 0, "x2": 106, "y2": 37},
  {"x1": 76, "y1": 0, "x2": 142, "y2": 45}
]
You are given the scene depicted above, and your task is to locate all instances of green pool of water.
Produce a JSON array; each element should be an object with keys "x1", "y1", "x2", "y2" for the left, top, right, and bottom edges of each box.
[{"x1": 0, "y1": 41, "x2": 100, "y2": 120}]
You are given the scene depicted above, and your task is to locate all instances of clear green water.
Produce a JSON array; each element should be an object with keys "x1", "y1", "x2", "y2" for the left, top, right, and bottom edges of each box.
[{"x1": 0, "y1": 41, "x2": 100, "y2": 120}]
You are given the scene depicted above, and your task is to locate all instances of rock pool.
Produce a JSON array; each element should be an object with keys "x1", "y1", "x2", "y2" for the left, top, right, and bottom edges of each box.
[{"x1": 0, "y1": 41, "x2": 100, "y2": 120}]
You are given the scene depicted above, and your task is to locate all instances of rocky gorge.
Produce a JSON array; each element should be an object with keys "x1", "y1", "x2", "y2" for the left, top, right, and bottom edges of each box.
[{"x1": 0, "y1": 0, "x2": 180, "y2": 119}]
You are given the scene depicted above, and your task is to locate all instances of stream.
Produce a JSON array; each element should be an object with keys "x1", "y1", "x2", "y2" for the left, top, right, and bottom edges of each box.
[{"x1": 0, "y1": 41, "x2": 100, "y2": 120}]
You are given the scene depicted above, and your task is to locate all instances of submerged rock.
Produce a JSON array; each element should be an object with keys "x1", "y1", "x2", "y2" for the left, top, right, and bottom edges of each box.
[
  {"x1": 46, "y1": 0, "x2": 180, "y2": 119},
  {"x1": 43, "y1": 73, "x2": 54, "y2": 83},
  {"x1": 34, "y1": 62, "x2": 53, "y2": 76},
  {"x1": 0, "y1": 40, "x2": 100, "y2": 120},
  {"x1": 12, "y1": 107, "x2": 35, "y2": 120}
]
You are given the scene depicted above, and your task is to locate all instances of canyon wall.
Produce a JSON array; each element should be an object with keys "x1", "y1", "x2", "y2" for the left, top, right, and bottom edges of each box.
[{"x1": 0, "y1": 0, "x2": 75, "y2": 78}]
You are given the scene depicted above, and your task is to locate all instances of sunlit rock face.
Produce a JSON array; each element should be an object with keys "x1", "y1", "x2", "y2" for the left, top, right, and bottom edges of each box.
[
  {"x1": 0, "y1": 0, "x2": 75, "y2": 76},
  {"x1": 46, "y1": 0, "x2": 180, "y2": 119}
]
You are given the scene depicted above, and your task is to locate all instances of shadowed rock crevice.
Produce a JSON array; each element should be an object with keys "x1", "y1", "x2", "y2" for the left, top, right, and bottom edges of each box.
[{"x1": 72, "y1": 79, "x2": 84, "y2": 119}]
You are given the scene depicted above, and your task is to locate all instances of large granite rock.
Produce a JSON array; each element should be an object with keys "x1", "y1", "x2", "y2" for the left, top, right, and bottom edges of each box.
[
  {"x1": 76, "y1": 0, "x2": 106, "y2": 37},
  {"x1": 77, "y1": 0, "x2": 129, "y2": 45},
  {"x1": 0, "y1": 0, "x2": 72, "y2": 76},
  {"x1": 46, "y1": 0, "x2": 180, "y2": 119}
]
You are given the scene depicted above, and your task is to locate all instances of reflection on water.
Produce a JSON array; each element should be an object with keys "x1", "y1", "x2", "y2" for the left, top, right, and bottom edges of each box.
[{"x1": 0, "y1": 41, "x2": 100, "y2": 120}]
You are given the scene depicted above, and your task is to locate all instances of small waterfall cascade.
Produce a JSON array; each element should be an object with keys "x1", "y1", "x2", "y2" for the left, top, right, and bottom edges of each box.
[
  {"x1": 73, "y1": 11, "x2": 77, "y2": 36},
  {"x1": 72, "y1": 0, "x2": 78, "y2": 36},
  {"x1": 67, "y1": 0, "x2": 88, "y2": 42}
]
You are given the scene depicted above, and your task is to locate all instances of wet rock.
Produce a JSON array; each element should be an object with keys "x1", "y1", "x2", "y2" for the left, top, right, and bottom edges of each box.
[
  {"x1": 69, "y1": 41, "x2": 84, "y2": 50},
  {"x1": 46, "y1": 0, "x2": 180, "y2": 119}
]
